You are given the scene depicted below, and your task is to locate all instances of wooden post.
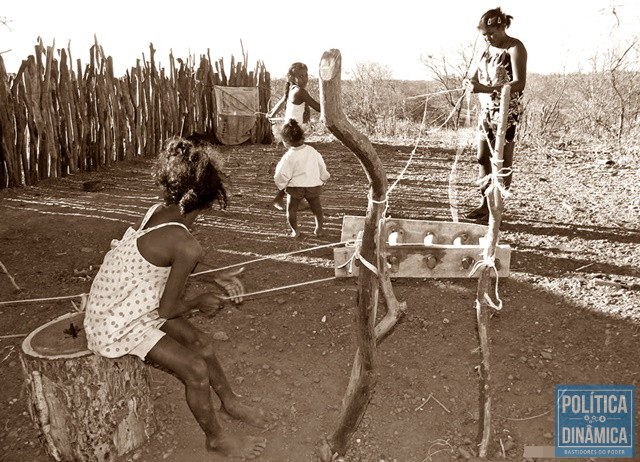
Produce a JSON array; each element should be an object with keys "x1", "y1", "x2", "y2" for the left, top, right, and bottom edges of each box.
[
  {"x1": 0, "y1": 56, "x2": 20, "y2": 188},
  {"x1": 476, "y1": 84, "x2": 511, "y2": 458},
  {"x1": 20, "y1": 311, "x2": 157, "y2": 461},
  {"x1": 317, "y1": 49, "x2": 402, "y2": 460}
]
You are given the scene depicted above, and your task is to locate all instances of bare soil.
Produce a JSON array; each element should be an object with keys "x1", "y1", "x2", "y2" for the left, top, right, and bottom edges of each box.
[{"x1": 0, "y1": 138, "x2": 639, "y2": 462}]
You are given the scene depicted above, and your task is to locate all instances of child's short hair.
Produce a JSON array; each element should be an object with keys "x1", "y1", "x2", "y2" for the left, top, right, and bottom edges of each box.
[
  {"x1": 155, "y1": 137, "x2": 229, "y2": 215},
  {"x1": 280, "y1": 119, "x2": 305, "y2": 145}
]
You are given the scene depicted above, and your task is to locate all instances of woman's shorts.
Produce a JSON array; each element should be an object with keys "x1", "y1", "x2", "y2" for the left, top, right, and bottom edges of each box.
[{"x1": 479, "y1": 112, "x2": 519, "y2": 145}]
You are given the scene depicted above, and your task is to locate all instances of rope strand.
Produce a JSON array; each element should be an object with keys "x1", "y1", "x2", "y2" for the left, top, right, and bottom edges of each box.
[
  {"x1": 0, "y1": 241, "x2": 355, "y2": 307},
  {"x1": 221, "y1": 276, "x2": 337, "y2": 300},
  {"x1": 191, "y1": 239, "x2": 355, "y2": 277},
  {"x1": 406, "y1": 87, "x2": 466, "y2": 100},
  {"x1": 0, "y1": 293, "x2": 88, "y2": 307}
]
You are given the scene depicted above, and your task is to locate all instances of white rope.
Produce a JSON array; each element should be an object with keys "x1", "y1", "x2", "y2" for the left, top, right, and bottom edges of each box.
[
  {"x1": 192, "y1": 240, "x2": 355, "y2": 277},
  {"x1": 469, "y1": 256, "x2": 503, "y2": 311},
  {"x1": 372, "y1": 86, "x2": 469, "y2": 221},
  {"x1": 406, "y1": 87, "x2": 466, "y2": 100},
  {"x1": 447, "y1": 87, "x2": 474, "y2": 223},
  {"x1": 0, "y1": 293, "x2": 88, "y2": 307},
  {"x1": 377, "y1": 82, "x2": 437, "y2": 217},
  {"x1": 448, "y1": 145, "x2": 462, "y2": 223},
  {"x1": 428, "y1": 91, "x2": 469, "y2": 134},
  {"x1": 221, "y1": 276, "x2": 337, "y2": 300},
  {"x1": 477, "y1": 165, "x2": 513, "y2": 201},
  {"x1": 0, "y1": 242, "x2": 354, "y2": 307},
  {"x1": 336, "y1": 231, "x2": 378, "y2": 276}
]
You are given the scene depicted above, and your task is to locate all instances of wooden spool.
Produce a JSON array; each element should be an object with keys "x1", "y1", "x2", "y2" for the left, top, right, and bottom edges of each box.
[{"x1": 20, "y1": 311, "x2": 157, "y2": 462}]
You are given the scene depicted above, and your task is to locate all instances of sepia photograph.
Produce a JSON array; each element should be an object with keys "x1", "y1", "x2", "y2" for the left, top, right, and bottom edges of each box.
[{"x1": 0, "y1": 1, "x2": 638, "y2": 461}]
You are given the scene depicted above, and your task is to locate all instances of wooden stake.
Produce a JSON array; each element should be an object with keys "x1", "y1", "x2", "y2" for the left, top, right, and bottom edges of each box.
[
  {"x1": 317, "y1": 49, "x2": 401, "y2": 460},
  {"x1": 476, "y1": 84, "x2": 511, "y2": 458}
]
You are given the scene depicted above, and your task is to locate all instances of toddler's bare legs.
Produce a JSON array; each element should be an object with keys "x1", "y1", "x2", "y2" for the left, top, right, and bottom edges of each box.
[
  {"x1": 146, "y1": 334, "x2": 266, "y2": 458},
  {"x1": 272, "y1": 189, "x2": 286, "y2": 211},
  {"x1": 307, "y1": 196, "x2": 324, "y2": 237},
  {"x1": 273, "y1": 189, "x2": 309, "y2": 212},
  {"x1": 286, "y1": 195, "x2": 302, "y2": 237}
]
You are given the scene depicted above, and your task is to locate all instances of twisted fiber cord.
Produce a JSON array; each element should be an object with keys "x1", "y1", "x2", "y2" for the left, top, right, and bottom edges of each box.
[{"x1": 0, "y1": 240, "x2": 355, "y2": 306}]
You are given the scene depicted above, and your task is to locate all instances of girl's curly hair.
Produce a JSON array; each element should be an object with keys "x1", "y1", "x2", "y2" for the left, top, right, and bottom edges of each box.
[
  {"x1": 280, "y1": 119, "x2": 305, "y2": 145},
  {"x1": 154, "y1": 137, "x2": 229, "y2": 215}
]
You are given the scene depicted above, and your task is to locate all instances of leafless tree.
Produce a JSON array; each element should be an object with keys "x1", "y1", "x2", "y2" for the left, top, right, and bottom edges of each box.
[
  {"x1": 420, "y1": 40, "x2": 481, "y2": 128},
  {"x1": 344, "y1": 61, "x2": 399, "y2": 134}
]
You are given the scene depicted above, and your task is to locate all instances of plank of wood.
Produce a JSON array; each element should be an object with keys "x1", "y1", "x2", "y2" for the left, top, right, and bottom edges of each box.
[
  {"x1": 335, "y1": 243, "x2": 510, "y2": 278},
  {"x1": 340, "y1": 215, "x2": 493, "y2": 245}
]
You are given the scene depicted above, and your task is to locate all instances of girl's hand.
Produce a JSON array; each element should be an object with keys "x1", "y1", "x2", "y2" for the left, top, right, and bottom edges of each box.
[
  {"x1": 197, "y1": 292, "x2": 225, "y2": 315},
  {"x1": 463, "y1": 79, "x2": 478, "y2": 93},
  {"x1": 214, "y1": 267, "x2": 246, "y2": 305}
]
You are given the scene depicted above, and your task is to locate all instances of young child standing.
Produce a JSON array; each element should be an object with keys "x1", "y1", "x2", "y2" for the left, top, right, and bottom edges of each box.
[
  {"x1": 274, "y1": 119, "x2": 330, "y2": 238},
  {"x1": 83, "y1": 137, "x2": 267, "y2": 459},
  {"x1": 267, "y1": 62, "x2": 321, "y2": 211}
]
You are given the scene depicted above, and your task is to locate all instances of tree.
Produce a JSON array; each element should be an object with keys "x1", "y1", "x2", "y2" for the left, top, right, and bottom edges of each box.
[
  {"x1": 344, "y1": 61, "x2": 398, "y2": 133},
  {"x1": 420, "y1": 40, "x2": 481, "y2": 129}
]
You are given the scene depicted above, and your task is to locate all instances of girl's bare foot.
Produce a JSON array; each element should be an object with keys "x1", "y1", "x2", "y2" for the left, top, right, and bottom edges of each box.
[
  {"x1": 271, "y1": 198, "x2": 285, "y2": 211},
  {"x1": 289, "y1": 230, "x2": 303, "y2": 238},
  {"x1": 206, "y1": 433, "x2": 267, "y2": 459},
  {"x1": 221, "y1": 399, "x2": 269, "y2": 428}
]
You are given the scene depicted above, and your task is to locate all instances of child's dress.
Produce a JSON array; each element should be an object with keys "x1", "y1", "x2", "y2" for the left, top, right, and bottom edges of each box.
[
  {"x1": 284, "y1": 84, "x2": 308, "y2": 126},
  {"x1": 84, "y1": 204, "x2": 188, "y2": 359}
]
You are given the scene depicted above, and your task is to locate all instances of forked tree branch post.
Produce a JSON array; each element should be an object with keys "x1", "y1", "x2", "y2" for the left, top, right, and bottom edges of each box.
[
  {"x1": 316, "y1": 49, "x2": 389, "y2": 460},
  {"x1": 476, "y1": 84, "x2": 511, "y2": 458}
]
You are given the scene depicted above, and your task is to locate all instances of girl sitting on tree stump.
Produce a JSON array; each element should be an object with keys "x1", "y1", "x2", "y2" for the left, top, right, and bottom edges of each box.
[{"x1": 83, "y1": 137, "x2": 267, "y2": 459}]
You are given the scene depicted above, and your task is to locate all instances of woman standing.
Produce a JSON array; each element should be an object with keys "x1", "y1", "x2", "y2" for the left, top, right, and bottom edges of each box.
[{"x1": 465, "y1": 7, "x2": 527, "y2": 222}]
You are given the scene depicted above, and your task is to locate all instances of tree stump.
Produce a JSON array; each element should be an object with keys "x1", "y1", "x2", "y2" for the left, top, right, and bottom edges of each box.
[{"x1": 20, "y1": 311, "x2": 157, "y2": 462}]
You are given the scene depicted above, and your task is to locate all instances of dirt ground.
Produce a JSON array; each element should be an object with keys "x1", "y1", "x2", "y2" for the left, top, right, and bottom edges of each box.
[{"x1": 0, "y1": 136, "x2": 639, "y2": 462}]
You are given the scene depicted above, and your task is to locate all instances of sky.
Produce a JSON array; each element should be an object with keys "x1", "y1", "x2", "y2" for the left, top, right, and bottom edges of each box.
[{"x1": 1, "y1": 1, "x2": 639, "y2": 81}]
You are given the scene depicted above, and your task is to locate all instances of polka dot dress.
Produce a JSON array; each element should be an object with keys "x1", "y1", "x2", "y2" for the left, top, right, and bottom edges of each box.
[{"x1": 84, "y1": 204, "x2": 188, "y2": 359}]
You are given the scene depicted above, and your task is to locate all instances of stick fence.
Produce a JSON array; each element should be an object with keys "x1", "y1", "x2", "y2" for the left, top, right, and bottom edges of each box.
[{"x1": 0, "y1": 37, "x2": 271, "y2": 189}]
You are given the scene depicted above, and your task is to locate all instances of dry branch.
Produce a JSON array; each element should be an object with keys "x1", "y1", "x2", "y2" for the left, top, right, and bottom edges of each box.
[
  {"x1": 475, "y1": 84, "x2": 511, "y2": 458},
  {"x1": 317, "y1": 48, "x2": 391, "y2": 460}
]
